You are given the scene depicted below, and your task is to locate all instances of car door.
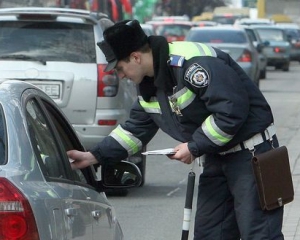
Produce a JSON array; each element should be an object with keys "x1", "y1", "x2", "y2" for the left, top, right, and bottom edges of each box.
[{"x1": 24, "y1": 88, "x2": 119, "y2": 240}]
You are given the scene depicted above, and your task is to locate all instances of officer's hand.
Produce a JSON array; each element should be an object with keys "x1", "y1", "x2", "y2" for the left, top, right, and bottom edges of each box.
[
  {"x1": 167, "y1": 143, "x2": 195, "y2": 164},
  {"x1": 67, "y1": 150, "x2": 98, "y2": 169}
]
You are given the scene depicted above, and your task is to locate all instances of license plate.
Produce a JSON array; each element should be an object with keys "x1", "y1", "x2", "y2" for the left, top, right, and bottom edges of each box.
[{"x1": 32, "y1": 83, "x2": 61, "y2": 99}]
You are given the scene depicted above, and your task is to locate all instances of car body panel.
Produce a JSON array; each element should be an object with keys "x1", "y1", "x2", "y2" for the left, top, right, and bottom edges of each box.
[{"x1": 0, "y1": 79, "x2": 124, "y2": 239}]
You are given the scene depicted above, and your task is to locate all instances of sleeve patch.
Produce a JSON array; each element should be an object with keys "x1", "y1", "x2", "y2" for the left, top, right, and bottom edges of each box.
[
  {"x1": 184, "y1": 63, "x2": 210, "y2": 88},
  {"x1": 169, "y1": 54, "x2": 185, "y2": 67}
]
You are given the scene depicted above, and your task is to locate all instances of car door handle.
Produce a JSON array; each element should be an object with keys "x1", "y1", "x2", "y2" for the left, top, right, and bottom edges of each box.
[
  {"x1": 92, "y1": 210, "x2": 102, "y2": 219},
  {"x1": 65, "y1": 208, "x2": 77, "y2": 217}
]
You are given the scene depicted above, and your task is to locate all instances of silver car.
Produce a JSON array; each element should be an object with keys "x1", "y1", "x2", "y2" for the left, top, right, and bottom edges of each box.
[
  {"x1": 185, "y1": 26, "x2": 260, "y2": 86},
  {"x1": 251, "y1": 25, "x2": 291, "y2": 71},
  {"x1": 0, "y1": 7, "x2": 147, "y2": 185},
  {"x1": 0, "y1": 79, "x2": 141, "y2": 239}
]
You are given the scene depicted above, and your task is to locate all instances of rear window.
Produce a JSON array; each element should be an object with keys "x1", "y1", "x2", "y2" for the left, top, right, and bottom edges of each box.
[
  {"x1": 212, "y1": 15, "x2": 241, "y2": 25},
  {"x1": 155, "y1": 24, "x2": 191, "y2": 37},
  {"x1": 0, "y1": 21, "x2": 96, "y2": 63},
  {"x1": 256, "y1": 28, "x2": 285, "y2": 42},
  {"x1": 187, "y1": 29, "x2": 247, "y2": 44}
]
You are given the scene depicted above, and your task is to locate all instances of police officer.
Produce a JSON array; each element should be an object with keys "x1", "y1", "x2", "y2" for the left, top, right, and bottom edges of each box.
[{"x1": 67, "y1": 19, "x2": 284, "y2": 239}]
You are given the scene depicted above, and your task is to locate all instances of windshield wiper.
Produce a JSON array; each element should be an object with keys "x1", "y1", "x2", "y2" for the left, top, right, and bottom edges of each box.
[{"x1": 0, "y1": 54, "x2": 47, "y2": 65}]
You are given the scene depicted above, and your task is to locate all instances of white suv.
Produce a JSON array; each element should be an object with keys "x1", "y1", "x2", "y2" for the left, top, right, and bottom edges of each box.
[{"x1": 0, "y1": 7, "x2": 146, "y2": 186}]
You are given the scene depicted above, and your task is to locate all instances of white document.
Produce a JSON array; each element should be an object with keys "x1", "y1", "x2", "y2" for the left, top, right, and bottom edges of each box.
[{"x1": 142, "y1": 148, "x2": 176, "y2": 155}]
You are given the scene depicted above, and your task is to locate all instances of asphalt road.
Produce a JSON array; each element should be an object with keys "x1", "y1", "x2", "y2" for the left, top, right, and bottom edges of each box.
[{"x1": 109, "y1": 61, "x2": 300, "y2": 240}]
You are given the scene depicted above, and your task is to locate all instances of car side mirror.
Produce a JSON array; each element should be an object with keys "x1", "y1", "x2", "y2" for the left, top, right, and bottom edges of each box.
[
  {"x1": 256, "y1": 43, "x2": 264, "y2": 53},
  {"x1": 101, "y1": 161, "x2": 142, "y2": 188},
  {"x1": 263, "y1": 40, "x2": 270, "y2": 46}
]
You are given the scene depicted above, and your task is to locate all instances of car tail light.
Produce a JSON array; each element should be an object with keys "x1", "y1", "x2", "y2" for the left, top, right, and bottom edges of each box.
[
  {"x1": 0, "y1": 178, "x2": 39, "y2": 240},
  {"x1": 273, "y1": 47, "x2": 286, "y2": 53},
  {"x1": 237, "y1": 49, "x2": 252, "y2": 62},
  {"x1": 97, "y1": 64, "x2": 119, "y2": 97},
  {"x1": 294, "y1": 42, "x2": 300, "y2": 48},
  {"x1": 98, "y1": 120, "x2": 117, "y2": 126}
]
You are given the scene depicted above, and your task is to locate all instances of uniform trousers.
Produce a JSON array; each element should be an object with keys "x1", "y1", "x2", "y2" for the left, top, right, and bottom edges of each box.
[{"x1": 194, "y1": 137, "x2": 284, "y2": 240}]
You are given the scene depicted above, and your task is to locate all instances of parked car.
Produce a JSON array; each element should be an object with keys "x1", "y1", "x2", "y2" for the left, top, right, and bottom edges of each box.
[
  {"x1": 185, "y1": 25, "x2": 261, "y2": 86},
  {"x1": 243, "y1": 25, "x2": 268, "y2": 79},
  {"x1": 0, "y1": 7, "x2": 147, "y2": 185},
  {"x1": 0, "y1": 79, "x2": 142, "y2": 240},
  {"x1": 212, "y1": 6, "x2": 250, "y2": 25},
  {"x1": 146, "y1": 20, "x2": 193, "y2": 42},
  {"x1": 276, "y1": 23, "x2": 300, "y2": 62},
  {"x1": 251, "y1": 25, "x2": 291, "y2": 71}
]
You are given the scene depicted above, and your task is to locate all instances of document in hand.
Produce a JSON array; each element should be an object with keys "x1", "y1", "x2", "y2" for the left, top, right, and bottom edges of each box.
[{"x1": 142, "y1": 148, "x2": 176, "y2": 155}]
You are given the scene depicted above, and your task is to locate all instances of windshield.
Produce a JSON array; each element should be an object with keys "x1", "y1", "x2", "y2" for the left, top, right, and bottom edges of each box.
[{"x1": 0, "y1": 21, "x2": 96, "y2": 63}]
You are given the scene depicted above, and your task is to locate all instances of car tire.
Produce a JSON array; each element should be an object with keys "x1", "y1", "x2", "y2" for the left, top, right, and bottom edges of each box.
[
  {"x1": 260, "y1": 68, "x2": 266, "y2": 79},
  {"x1": 282, "y1": 61, "x2": 290, "y2": 72}
]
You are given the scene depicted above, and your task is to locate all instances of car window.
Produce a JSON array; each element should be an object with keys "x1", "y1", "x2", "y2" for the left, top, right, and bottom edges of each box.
[
  {"x1": 256, "y1": 29, "x2": 285, "y2": 41},
  {"x1": 42, "y1": 100, "x2": 89, "y2": 184},
  {"x1": 245, "y1": 29, "x2": 257, "y2": 42},
  {"x1": 0, "y1": 21, "x2": 96, "y2": 63},
  {"x1": 26, "y1": 97, "x2": 89, "y2": 184},
  {"x1": 284, "y1": 29, "x2": 300, "y2": 40},
  {"x1": 188, "y1": 30, "x2": 247, "y2": 43},
  {"x1": 26, "y1": 98, "x2": 69, "y2": 179},
  {"x1": 0, "y1": 105, "x2": 6, "y2": 165},
  {"x1": 156, "y1": 24, "x2": 191, "y2": 37}
]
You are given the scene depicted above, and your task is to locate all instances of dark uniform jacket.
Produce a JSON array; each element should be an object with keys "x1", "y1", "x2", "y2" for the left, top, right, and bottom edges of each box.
[{"x1": 90, "y1": 36, "x2": 274, "y2": 164}]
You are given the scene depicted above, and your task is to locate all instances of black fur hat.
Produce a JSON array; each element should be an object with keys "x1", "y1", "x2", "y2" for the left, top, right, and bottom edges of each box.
[{"x1": 97, "y1": 19, "x2": 148, "y2": 72}]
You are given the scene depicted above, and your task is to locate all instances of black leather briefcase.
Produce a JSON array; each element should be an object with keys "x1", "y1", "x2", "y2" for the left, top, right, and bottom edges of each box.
[{"x1": 252, "y1": 146, "x2": 294, "y2": 210}]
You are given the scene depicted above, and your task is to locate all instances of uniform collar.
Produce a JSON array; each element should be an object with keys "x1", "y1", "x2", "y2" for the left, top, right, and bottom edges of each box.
[{"x1": 138, "y1": 36, "x2": 174, "y2": 101}]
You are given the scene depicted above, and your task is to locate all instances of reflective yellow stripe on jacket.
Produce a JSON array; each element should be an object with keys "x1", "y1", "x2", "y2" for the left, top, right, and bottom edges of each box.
[
  {"x1": 169, "y1": 42, "x2": 217, "y2": 59},
  {"x1": 138, "y1": 88, "x2": 196, "y2": 114},
  {"x1": 202, "y1": 115, "x2": 233, "y2": 146},
  {"x1": 109, "y1": 125, "x2": 142, "y2": 155}
]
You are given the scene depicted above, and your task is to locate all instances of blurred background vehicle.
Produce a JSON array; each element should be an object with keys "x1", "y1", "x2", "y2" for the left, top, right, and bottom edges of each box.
[
  {"x1": 0, "y1": 7, "x2": 147, "y2": 186},
  {"x1": 270, "y1": 14, "x2": 293, "y2": 24},
  {"x1": 276, "y1": 23, "x2": 300, "y2": 63},
  {"x1": 141, "y1": 23, "x2": 155, "y2": 36},
  {"x1": 146, "y1": 19, "x2": 193, "y2": 42},
  {"x1": 234, "y1": 17, "x2": 275, "y2": 26},
  {"x1": 192, "y1": 12, "x2": 214, "y2": 22},
  {"x1": 251, "y1": 25, "x2": 291, "y2": 71},
  {"x1": 185, "y1": 25, "x2": 261, "y2": 87},
  {"x1": 212, "y1": 6, "x2": 250, "y2": 25},
  {"x1": 150, "y1": 15, "x2": 190, "y2": 22},
  {"x1": 192, "y1": 20, "x2": 218, "y2": 27},
  {"x1": 243, "y1": 25, "x2": 268, "y2": 79},
  {"x1": 0, "y1": 79, "x2": 142, "y2": 240}
]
